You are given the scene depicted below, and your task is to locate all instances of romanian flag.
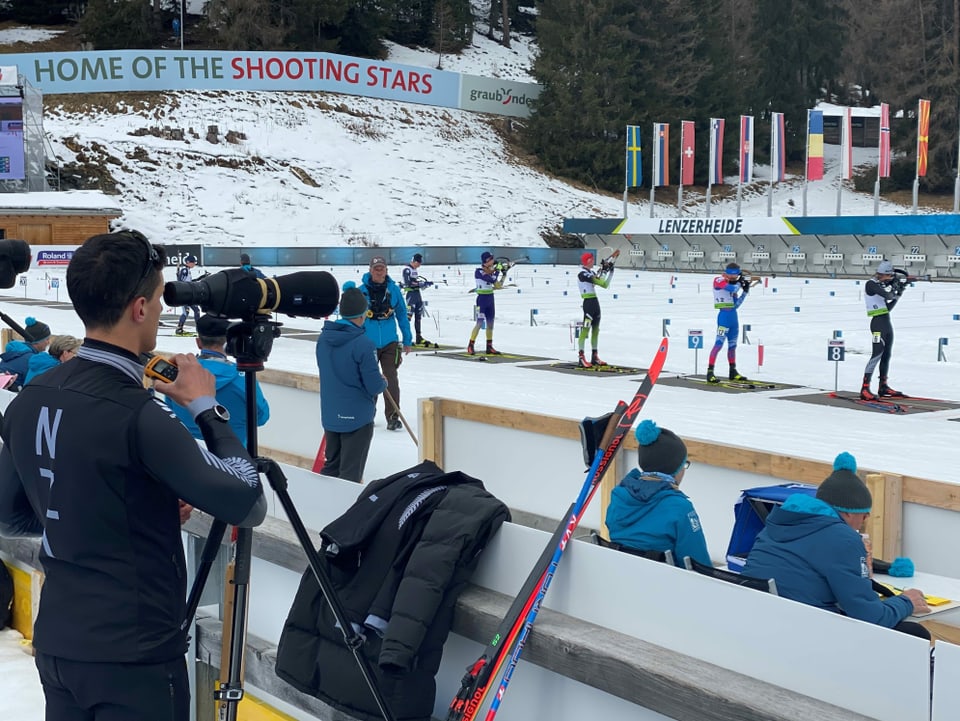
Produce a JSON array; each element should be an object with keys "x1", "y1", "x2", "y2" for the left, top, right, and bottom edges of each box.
[
  {"x1": 806, "y1": 110, "x2": 824, "y2": 181},
  {"x1": 840, "y1": 107, "x2": 853, "y2": 180},
  {"x1": 917, "y1": 98, "x2": 931, "y2": 177},
  {"x1": 879, "y1": 103, "x2": 891, "y2": 178},
  {"x1": 652, "y1": 122, "x2": 669, "y2": 187},
  {"x1": 770, "y1": 112, "x2": 786, "y2": 182},
  {"x1": 680, "y1": 120, "x2": 695, "y2": 185},
  {"x1": 625, "y1": 125, "x2": 642, "y2": 188},
  {"x1": 709, "y1": 118, "x2": 725, "y2": 185},
  {"x1": 739, "y1": 115, "x2": 754, "y2": 183}
]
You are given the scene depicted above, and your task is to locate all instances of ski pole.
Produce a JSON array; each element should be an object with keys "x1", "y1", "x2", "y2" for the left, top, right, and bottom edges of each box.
[{"x1": 384, "y1": 389, "x2": 419, "y2": 447}]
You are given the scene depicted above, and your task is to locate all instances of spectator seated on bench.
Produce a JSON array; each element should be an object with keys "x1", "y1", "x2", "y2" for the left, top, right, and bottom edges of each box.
[
  {"x1": 590, "y1": 531, "x2": 675, "y2": 565},
  {"x1": 683, "y1": 556, "x2": 778, "y2": 595},
  {"x1": 605, "y1": 420, "x2": 711, "y2": 569}
]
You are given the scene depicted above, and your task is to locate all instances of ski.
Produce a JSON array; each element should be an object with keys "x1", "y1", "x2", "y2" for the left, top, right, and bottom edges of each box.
[
  {"x1": 687, "y1": 377, "x2": 780, "y2": 390},
  {"x1": 446, "y1": 338, "x2": 668, "y2": 721},
  {"x1": 828, "y1": 392, "x2": 905, "y2": 414}
]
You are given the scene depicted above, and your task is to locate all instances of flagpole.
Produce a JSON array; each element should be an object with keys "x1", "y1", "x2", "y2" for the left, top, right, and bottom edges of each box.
[
  {"x1": 803, "y1": 110, "x2": 810, "y2": 216},
  {"x1": 650, "y1": 185, "x2": 655, "y2": 218},
  {"x1": 913, "y1": 100, "x2": 920, "y2": 214},
  {"x1": 954, "y1": 98, "x2": 960, "y2": 213},
  {"x1": 767, "y1": 114, "x2": 774, "y2": 218},
  {"x1": 836, "y1": 109, "x2": 845, "y2": 216},
  {"x1": 623, "y1": 137, "x2": 629, "y2": 218}
]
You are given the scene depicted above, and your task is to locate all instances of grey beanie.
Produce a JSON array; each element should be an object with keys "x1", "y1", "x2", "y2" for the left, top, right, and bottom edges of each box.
[
  {"x1": 816, "y1": 452, "x2": 872, "y2": 513},
  {"x1": 23, "y1": 316, "x2": 51, "y2": 344},
  {"x1": 339, "y1": 282, "x2": 368, "y2": 320},
  {"x1": 876, "y1": 259, "x2": 894, "y2": 275},
  {"x1": 635, "y1": 420, "x2": 687, "y2": 476}
]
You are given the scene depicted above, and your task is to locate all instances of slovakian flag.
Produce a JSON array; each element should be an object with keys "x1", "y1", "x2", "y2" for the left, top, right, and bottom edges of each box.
[
  {"x1": 652, "y1": 122, "x2": 669, "y2": 187},
  {"x1": 840, "y1": 107, "x2": 853, "y2": 180},
  {"x1": 770, "y1": 111, "x2": 786, "y2": 182},
  {"x1": 806, "y1": 110, "x2": 824, "y2": 181},
  {"x1": 708, "y1": 118, "x2": 725, "y2": 185},
  {"x1": 680, "y1": 120, "x2": 695, "y2": 185},
  {"x1": 879, "y1": 102, "x2": 891, "y2": 178},
  {"x1": 739, "y1": 115, "x2": 754, "y2": 183},
  {"x1": 625, "y1": 125, "x2": 643, "y2": 188},
  {"x1": 917, "y1": 98, "x2": 931, "y2": 177}
]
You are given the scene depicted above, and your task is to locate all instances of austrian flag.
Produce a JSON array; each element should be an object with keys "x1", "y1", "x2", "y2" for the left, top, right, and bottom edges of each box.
[{"x1": 680, "y1": 120, "x2": 695, "y2": 185}]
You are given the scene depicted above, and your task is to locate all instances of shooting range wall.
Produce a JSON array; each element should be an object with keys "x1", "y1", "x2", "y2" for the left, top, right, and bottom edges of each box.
[{"x1": 566, "y1": 214, "x2": 960, "y2": 279}]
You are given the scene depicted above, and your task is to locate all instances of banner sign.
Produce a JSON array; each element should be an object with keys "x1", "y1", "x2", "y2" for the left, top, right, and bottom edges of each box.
[
  {"x1": 34, "y1": 249, "x2": 74, "y2": 266},
  {"x1": 0, "y1": 50, "x2": 540, "y2": 119}
]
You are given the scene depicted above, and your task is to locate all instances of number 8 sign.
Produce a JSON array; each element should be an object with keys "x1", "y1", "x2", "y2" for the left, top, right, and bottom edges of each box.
[{"x1": 827, "y1": 340, "x2": 845, "y2": 361}]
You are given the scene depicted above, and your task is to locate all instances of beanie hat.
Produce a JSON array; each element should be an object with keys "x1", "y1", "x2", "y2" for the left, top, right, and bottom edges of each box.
[
  {"x1": 184, "y1": 255, "x2": 198, "y2": 264},
  {"x1": 369, "y1": 255, "x2": 387, "y2": 269},
  {"x1": 240, "y1": 253, "x2": 251, "y2": 264},
  {"x1": 412, "y1": 253, "x2": 423, "y2": 263},
  {"x1": 876, "y1": 259, "x2": 894, "y2": 275},
  {"x1": 339, "y1": 281, "x2": 368, "y2": 320},
  {"x1": 581, "y1": 252, "x2": 593, "y2": 265},
  {"x1": 196, "y1": 314, "x2": 230, "y2": 339},
  {"x1": 22, "y1": 317, "x2": 51, "y2": 344},
  {"x1": 635, "y1": 420, "x2": 687, "y2": 476},
  {"x1": 481, "y1": 251, "x2": 495, "y2": 264},
  {"x1": 816, "y1": 452, "x2": 872, "y2": 513}
]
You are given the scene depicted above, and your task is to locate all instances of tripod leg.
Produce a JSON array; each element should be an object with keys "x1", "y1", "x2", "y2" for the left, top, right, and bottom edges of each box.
[{"x1": 181, "y1": 519, "x2": 228, "y2": 631}]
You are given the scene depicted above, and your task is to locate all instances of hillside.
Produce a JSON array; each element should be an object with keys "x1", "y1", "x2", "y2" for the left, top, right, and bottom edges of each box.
[{"x1": 4, "y1": 24, "x2": 943, "y2": 249}]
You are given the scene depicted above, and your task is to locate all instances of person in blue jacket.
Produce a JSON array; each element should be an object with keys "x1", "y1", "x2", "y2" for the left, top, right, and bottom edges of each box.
[
  {"x1": 316, "y1": 283, "x2": 387, "y2": 483},
  {"x1": 24, "y1": 335, "x2": 82, "y2": 386},
  {"x1": 165, "y1": 315, "x2": 270, "y2": 446},
  {"x1": 240, "y1": 252, "x2": 267, "y2": 279},
  {"x1": 360, "y1": 256, "x2": 412, "y2": 431},
  {"x1": 743, "y1": 452, "x2": 930, "y2": 637},
  {"x1": 0, "y1": 316, "x2": 52, "y2": 391},
  {"x1": 605, "y1": 420, "x2": 710, "y2": 568}
]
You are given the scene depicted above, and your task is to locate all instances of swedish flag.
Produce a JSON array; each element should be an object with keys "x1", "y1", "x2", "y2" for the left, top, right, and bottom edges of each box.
[{"x1": 625, "y1": 125, "x2": 642, "y2": 189}]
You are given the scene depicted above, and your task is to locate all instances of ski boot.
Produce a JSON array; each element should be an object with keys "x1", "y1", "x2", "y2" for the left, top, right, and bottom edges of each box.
[
  {"x1": 417, "y1": 337, "x2": 438, "y2": 349},
  {"x1": 466, "y1": 340, "x2": 475, "y2": 355},
  {"x1": 175, "y1": 326, "x2": 189, "y2": 336},
  {"x1": 386, "y1": 415, "x2": 402, "y2": 431},
  {"x1": 578, "y1": 350, "x2": 592, "y2": 368},
  {"x1": 705, "y1": 366, "x2": 719, "y2": 384},
  {"x1": 860, "y1": 376, "x2": 878, "y2": 401},
  {"x1": 591, "y1": 351, "x2": 606, "y2": 367},
  {"x1": 729, "y1": 366, "x2": 749, "y2": 382},
  {"x1": 878, "y1": 377, "x2": 905, "y2": 398},
  {"x1": 486, "y1": 342, "x2": 502, "y2": 355}
]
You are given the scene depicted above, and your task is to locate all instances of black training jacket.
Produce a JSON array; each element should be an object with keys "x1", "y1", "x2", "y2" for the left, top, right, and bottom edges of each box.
[
  {"x1": 276, "y1": 461, "x2": 509, "y2": 721},
  {"x1": 0, "y1": 340, "x2": 265, "y2": 663}
]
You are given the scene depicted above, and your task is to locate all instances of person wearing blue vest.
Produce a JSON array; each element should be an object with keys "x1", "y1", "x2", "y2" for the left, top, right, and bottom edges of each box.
[
  {"x1": 605, "y1": 420, "x2": 710, "y2": 568},
  {"x1": 316, "y1": 283, "x2": 387, "y2": 482},
  {"x1": 360, "y1": 256, "x2": 412, "y2": 431},
  {"x1": 164, "y1": 315, "x2": 270, "y2": 446},
  {"x1": 24, "y1": 335, "x2": 82, "y2": 386},
  {"x1": 240, "y1": 252, "x2": 267, "y2": 279},
  {"x1": 744, "y1": 452, "x2": 930, "y2": 638},
  {"x1": 0, "y1": 316, "x2": 52, "y2": 391}
]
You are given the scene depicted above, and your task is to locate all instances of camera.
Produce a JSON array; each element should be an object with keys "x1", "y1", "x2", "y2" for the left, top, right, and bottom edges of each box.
[
  {"x1": 0, "y1": 239, "x2": 31, "y2": 289},
  {"x1": 163, "y1": 268, "x2": 339, "y2": 320}
]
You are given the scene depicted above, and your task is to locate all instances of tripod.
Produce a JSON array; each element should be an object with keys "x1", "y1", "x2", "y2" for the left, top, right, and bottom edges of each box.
[{"x1": 182, "y1": 315, "x2": 396, "y2": 721}]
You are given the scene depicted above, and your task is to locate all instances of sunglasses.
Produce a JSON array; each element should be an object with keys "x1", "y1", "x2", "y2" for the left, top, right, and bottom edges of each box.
[{"x1": 126, "y1": 230, "x2": 162, "y2": 304}]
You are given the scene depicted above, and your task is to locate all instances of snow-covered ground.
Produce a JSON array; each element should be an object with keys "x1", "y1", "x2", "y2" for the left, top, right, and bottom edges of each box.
[{"x1": 1, "y1": 21, "x2": 958, "y2": 720}]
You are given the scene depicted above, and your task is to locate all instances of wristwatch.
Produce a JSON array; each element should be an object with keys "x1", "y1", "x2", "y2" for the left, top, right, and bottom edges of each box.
[{"x1": 211, "y1": 404, "x2": 230, "y2": 423}]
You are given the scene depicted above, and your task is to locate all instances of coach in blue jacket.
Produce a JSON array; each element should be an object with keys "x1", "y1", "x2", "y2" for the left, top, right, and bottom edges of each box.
[
  {"x1": 744, "y1": 452, "x2": 930, "y2": 636},
  {"x1": 360, "y1": 256, "x2": 412, "y2": 431},
  {"x1": 316, "y1": 283, "x2": 387, "y2": 483}
]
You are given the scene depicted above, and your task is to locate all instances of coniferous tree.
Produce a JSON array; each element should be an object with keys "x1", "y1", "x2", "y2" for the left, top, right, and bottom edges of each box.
[
  {"x1": 524, "y1": 0, "x2": 706, "y2": 193},
  {"x1": 205, "y1": 0, "x2": 285, "y2": 50},
  {"x1": 747, "y1": 0, "x2": 847, "y2": 161},
  {"x1": 80, "y1": 0, "x2": 159, "y2": 49},
  {"x1": 4, "y1": 0, "x2": 73, "y2": 24}
]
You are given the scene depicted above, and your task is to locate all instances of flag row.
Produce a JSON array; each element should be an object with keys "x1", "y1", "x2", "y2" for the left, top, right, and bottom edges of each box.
[{"x1": 625, "y1": 100, "x2": 931, "y2": 190}]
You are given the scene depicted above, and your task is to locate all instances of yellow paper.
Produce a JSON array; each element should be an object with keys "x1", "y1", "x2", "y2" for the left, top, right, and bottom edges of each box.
[{"x1": 876, "y1": 582, "x2": 952, "y2": 606}]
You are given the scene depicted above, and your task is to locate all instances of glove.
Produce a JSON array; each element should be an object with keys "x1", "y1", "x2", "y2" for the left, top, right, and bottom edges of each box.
[{"x1": 739, "y1": 277, "x2": 751, "y2": 291}]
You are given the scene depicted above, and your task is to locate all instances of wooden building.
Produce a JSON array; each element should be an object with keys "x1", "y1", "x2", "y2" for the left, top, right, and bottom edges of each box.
[{"x1": 0, "y1": 191, "x2": 122, "y2": 245}]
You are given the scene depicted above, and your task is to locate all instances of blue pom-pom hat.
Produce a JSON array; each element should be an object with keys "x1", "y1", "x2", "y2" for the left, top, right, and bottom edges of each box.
[
  {"x1": 816, "y1": 452, "x2": 872, "y2": 513},
  {"x1": 634, "y1": 420, "x2": 687, "y2": 476}
]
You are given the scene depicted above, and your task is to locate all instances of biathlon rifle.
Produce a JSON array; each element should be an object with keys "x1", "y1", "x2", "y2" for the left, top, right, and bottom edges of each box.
[{"x1": 893, "y1": 268, "x2": 932, "y2": 283}]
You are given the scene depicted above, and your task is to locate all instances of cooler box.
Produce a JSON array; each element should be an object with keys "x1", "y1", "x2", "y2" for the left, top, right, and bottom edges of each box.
[{"x1": 726, "y1": 483, "x2": 818, "y2": 571}]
